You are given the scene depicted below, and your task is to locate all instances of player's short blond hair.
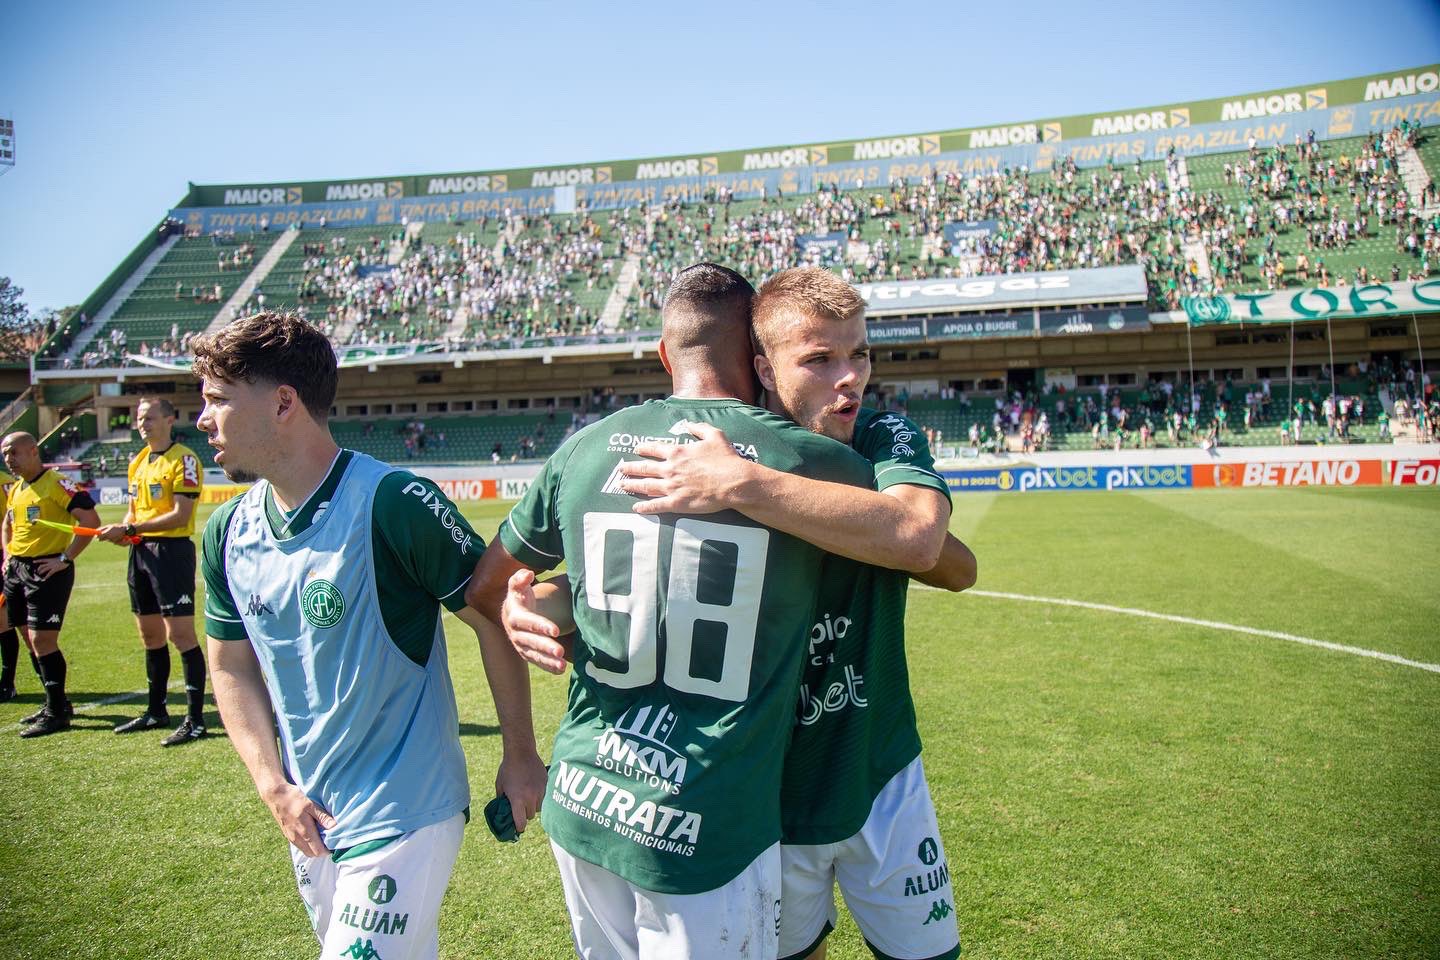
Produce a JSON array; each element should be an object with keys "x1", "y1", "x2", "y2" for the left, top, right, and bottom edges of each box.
[{"x1": 752, "y1": 268, "x2": 865, "y2": 355}]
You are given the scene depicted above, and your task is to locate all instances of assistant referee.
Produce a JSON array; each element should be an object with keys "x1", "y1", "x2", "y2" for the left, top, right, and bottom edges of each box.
[
  {"x1": 1, "y1": 431, "x2": 100, "y2": 738},
  {"x1": 101, "y1": 397, "x2": 208, "y2": 746}
]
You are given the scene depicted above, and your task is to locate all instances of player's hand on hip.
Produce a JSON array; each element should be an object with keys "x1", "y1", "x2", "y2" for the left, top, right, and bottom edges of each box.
[
  {"x1": 34, "y1": 557, "x2": 67, "y2": 579},
  {"x1": 502, "y1": 569, "x2": 567, "y2": 674},
  {"x1": 619, "y1": 422, "x2": 747, "y2": 515},
  {"x1": 496, "y1": 749, "x2": 548, "y2": 834},
  {"x1": 262, "y1": 782, "x2": 336, "y2": 858}
]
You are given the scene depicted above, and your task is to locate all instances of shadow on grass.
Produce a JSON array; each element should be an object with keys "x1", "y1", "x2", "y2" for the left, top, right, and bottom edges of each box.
[{"x1": 460, "y1": 722, "x2": 501, "y2": 738}]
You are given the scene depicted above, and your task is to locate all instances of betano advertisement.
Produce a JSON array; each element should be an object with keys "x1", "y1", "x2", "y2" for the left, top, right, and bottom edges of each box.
[
  {"x1": 944, "y1": 457, "x2": 1426, "y2": 491},
  {"x1": 175, "y1": 65, "x2": 1439, "y2": 227}
]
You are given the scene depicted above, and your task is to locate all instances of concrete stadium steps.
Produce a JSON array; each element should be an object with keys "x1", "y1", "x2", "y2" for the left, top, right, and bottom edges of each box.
[
  {"x1": 207, "y1": 228, "x2": 298, "y2": 332},
  {"x1": 62, "y1": 235, "x2": 179, "y2": 363},
  {"x1": 80, "y1": 234, "x2": 284, "y2": 359}
]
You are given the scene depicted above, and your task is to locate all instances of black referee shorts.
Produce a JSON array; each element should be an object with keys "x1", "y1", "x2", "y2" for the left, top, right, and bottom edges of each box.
[
  {"x1": 3, "y1": 556, "x2": 76, "y2": 630},
  {"x1": 128, "y1": 538, "x2": 197, "y2": 618}
]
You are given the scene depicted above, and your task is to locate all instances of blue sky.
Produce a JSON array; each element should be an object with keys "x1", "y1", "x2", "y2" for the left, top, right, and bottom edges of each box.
[{"x1": 2, "y1": 0, "x2": 1438, "y2": 311}]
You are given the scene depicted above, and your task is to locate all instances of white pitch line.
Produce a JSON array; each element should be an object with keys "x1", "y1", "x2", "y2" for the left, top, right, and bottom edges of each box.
[{"x1": 913, "y1": 585, "x2": 1440, "y2": 675}]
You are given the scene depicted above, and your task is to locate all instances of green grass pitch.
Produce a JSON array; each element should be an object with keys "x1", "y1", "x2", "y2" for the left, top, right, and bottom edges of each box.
[{"x1": 0, "y1": 487, "x2": 1436, "y2": 959}]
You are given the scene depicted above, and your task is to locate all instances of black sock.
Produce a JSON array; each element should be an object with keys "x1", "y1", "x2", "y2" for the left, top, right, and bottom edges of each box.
[
  {"x1": 37, "y1": 650, "x2": 66, "y2": 713},
  {"x1": 146, "y1": 647, "x2": 171, "y2": 716},
  {"x1": 0, "y1": 629, "x2": 17, "y2": 689},
  {"x1": 180, "y1": 647, "x2": 206, "y2": 723}
]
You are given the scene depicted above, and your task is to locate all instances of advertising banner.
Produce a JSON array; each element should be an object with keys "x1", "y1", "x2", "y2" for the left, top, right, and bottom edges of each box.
[
  {"x1": 1183, "y1": 279, "x2": 1440, "y2": 325},
  {"x1": 1387, "y1": 459, "x2": 1440, "y2": 485},
  {"x1": 1191, "y1": 460, "x2": 1383, "y2": 488},
  {"x1": 859, "y1": 266, "x2": 1146, "y2": 316},
  {"x1": 433, "y1": 478, "x2": 500, "y2": 501},
  {"x1": 945, "y1": 464, "x2": 1191, "y2": 492},
  {"x1": 926, "y1": 313, "x2": 1034, "y2": 340},
  {"x1": 944, "y1": 220, "x2": 999, "y2": 255},
  {"x1": 866, "y1": 318, "x2": 928, "y2": 344},
  {"x1": 182, "y1": 64, "x2": 1438, "y2": 208},
  {"x1": 200, "y1": 483, "x2": 252, "y2": 505},
  {"x1": 796, "y1": 232, "x2": 848, "y2": 262},
  {"x1": 1037, "y1": 305, "x2": 1152, "y2": 336}
]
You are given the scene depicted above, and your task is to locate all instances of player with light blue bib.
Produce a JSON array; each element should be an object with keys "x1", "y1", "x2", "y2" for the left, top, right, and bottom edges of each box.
[{"x1": 195, "y1": 313, "x2": 547, "y2": 960}]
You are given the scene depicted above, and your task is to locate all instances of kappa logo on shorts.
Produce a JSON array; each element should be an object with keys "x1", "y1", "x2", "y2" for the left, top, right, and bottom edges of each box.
[
  {"x1": 300, "y1": 579, "x2": 346, "y2": 628},
  {"x1": 922, "y1": 898, "x2": 953, "y2": 926},
  {"x1": 338, "y1": 939, "x2": 383, "y2": 960},
  {"x1": 45, "y1": 615, "x2": 60, "y2": 624}
]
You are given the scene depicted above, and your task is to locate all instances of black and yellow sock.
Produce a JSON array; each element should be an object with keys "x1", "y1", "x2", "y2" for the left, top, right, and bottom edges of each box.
[
  {"x1": 180, "y1": 647, "x2": 206, "y2": 724},
  {"x1": 145, "y1": 647, "x2": 171, "y2": 716},
  {"x1": 37, "y1": 650, "x2": 66, "y2": 713}
]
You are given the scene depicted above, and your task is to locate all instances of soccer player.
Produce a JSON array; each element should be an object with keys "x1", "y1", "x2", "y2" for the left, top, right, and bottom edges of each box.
[
  {"x1": 465, "y1": 263, "x2": 877, "y2": 960},
  {"x1": 1, "y1": 432, "x2": 100, "y2": 737},
  {"x1": 100, "y1": 397, "x2": 209, "y2": 745},
  {"x1": 194, "y1": 313, "x2": 545, "y2": 960},
  {"x1": 615, "y1": 268, "x2": 975, "y2": 959}
]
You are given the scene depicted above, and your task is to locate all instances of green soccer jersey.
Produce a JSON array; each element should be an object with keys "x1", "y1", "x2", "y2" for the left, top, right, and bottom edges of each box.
[
  {"x1": 498, "y1": 398, "x2": 874, "y2": 894},
  {"x1": 202, "y1": 449, "x2": 486, "y2": 662},
  {"x1": 780, "y1": 409, "x2": 951, "y2": 845}
]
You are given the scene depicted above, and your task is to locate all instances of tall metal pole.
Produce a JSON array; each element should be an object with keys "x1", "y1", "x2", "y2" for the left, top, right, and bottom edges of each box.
[{"x1": 1327, "y1": 314, "x2": 1337, "y2": 437}]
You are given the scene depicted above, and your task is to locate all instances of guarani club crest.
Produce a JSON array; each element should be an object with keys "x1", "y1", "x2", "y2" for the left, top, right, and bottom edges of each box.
[
  {"x1": 300, "y1": 575, "x2": 346, "y2": 628},
  {"x1": 1181, "y1": 295, "x2": 1232, "y2": 325}
]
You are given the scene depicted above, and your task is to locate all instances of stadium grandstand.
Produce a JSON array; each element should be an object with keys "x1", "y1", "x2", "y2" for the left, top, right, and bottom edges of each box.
[{"x1": 15, "y1": 63, "x2": 1440, "y2": 474}]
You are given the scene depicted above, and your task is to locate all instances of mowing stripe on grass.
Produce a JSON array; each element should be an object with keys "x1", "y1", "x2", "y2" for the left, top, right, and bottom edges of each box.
[{"x1": 915, "y1": 586, "x2": 1440, "y2": 675}]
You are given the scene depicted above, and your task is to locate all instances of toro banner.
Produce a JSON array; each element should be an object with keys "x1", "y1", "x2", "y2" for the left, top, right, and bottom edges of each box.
[
  {"x1": 945, "y1": 464, "x2": 1191, "y2": 492},
  {"x1": 1183, "y1": 279, "x2": 1440, "y2": 325},
  {"x1": 1192, "y1": 460, "x2": 1383, "y2": 487}
]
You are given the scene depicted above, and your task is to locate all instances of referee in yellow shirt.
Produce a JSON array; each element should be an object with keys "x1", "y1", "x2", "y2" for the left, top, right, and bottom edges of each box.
[
  {"x1": 0, "y1": 467, "x2": 23, "y2": 703},
  {"x1": 1, "y1": 431, "x2": 100, "y2": 738},
  {"x1": 99, "y1": 397, "x2": 208, "y2": 745}
]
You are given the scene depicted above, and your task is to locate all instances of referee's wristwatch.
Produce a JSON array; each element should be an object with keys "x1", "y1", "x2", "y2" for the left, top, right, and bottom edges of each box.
[
  {"x1": 124, "y1": 523, "x2": 137, "y2": 538},
  {"x1": 58, "y1": 554, "x2": 72, "y2": 565}
]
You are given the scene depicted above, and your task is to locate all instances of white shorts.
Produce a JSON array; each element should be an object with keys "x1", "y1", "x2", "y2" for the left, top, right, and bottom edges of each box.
[
  {"x1": 290, "y1": 813, "x2": 465, "y2": 960},
  {"x1": 551, "y1": 839, "x2": 781, "y2": 960},
  {"x1": 778, "y1": 757, "x2": 959, "y2": 960}
]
